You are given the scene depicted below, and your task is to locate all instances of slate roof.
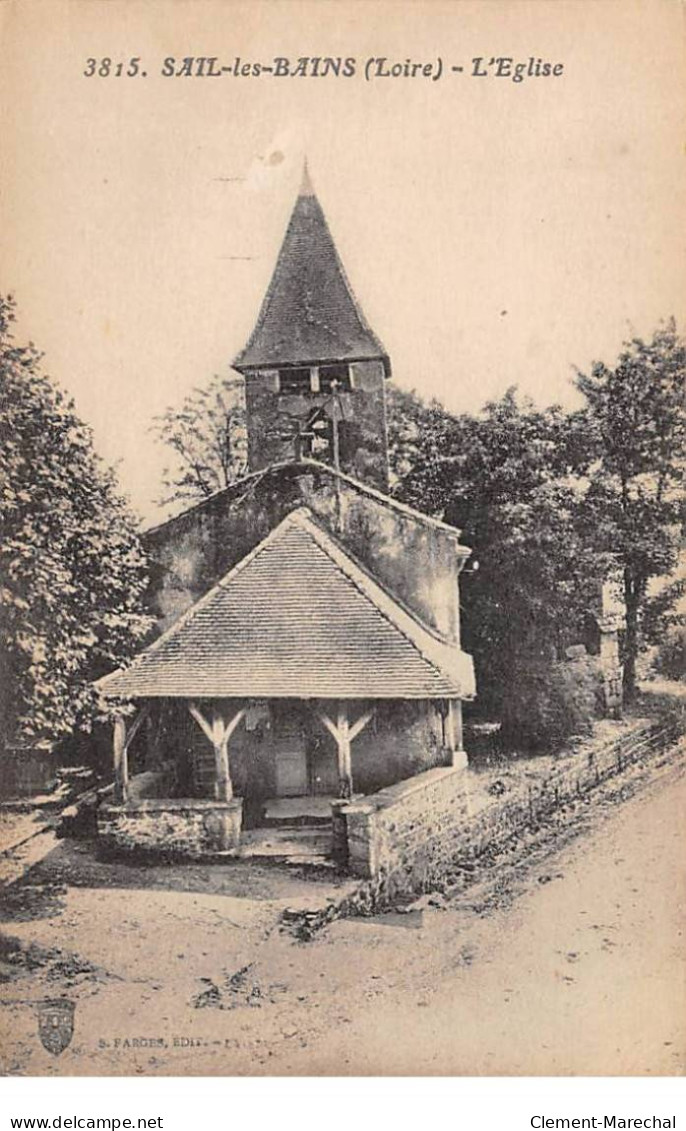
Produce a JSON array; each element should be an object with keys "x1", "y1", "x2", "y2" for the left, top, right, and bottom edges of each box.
[
  {"x1": 233, "y1": 166, "x2": 390, "y2": 376},
  {"x1": 98, "y1": 510, "x2": 474, "y2": 701}
]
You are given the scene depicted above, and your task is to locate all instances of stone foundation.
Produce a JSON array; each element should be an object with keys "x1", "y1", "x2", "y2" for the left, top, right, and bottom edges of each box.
[
  {"x1": 97, "y1": 798, "x2": 243, "y2": 858},
  {"x1": 333, "y1": 765, "x2": 470, "y2": 878}
]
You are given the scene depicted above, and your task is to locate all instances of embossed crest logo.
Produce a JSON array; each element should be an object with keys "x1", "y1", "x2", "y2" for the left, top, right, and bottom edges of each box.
[{"x1": 37, "y1": 998, "x2": 75, "y2": 1056}]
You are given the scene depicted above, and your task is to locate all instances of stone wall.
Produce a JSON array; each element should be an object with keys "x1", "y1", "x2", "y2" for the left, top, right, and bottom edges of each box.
[
  {"x1": 97, "y1": 798, "x2": 243, "y2": 858},
  {"x1": 461, "y1": 716, "x2": 680, "y2": 857},
  {"x1": 334, "y1": 716, "x2": 680, "y2": 890},
  {"x1": 455, "y1": 717, "x2": 680, "y2": 866},
  {"x1": 335, "y1": 765, "x2": 471, "y2": 879}
]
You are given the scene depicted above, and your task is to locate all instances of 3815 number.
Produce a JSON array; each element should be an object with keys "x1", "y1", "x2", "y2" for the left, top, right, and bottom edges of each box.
[{"x1": 83, "y1": 58, "x2": 145, "y2": 77}]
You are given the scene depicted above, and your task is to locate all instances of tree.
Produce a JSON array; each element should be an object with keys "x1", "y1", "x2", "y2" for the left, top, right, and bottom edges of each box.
[
  {"x1": 388, "y1": 385, "x2": 606, "y2": 744},
  {"x1": 151, "y1": 374, "x2": 247, "y2": 505},
  {"x1": 576, "y1": 320, "x2": 685, "y2": 700},
  {"x1": 0, "y1": 295, "x2": 152, "y2": 751}
]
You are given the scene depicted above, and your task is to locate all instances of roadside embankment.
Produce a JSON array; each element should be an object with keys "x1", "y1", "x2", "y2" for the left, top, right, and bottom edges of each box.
[{"x1": 287, "y1": 709, "x2": 684, "y2": 937}]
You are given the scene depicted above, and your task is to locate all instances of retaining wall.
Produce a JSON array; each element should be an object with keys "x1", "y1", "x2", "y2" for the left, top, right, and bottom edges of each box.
[
  {"x1": 97, "y1": 798, "x2": 243, "y2": 858},
  {"x1": 336, "y1": 765, "x2": 471, "y2": 879},
  {"x1": 336, "y1": 716, "x2": 681, "y2": 889}
]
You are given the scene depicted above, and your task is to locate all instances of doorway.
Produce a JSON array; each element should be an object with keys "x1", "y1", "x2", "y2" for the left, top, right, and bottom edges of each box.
[
  {"x1": 272, "y1": 710, "x2": 308, "y2": 796},
  {"x1": 274, "y1": 744, "x2": 309, "y2": 796},
  {"x1": 270, "y1": 704, "x2": 338, "y2": 797}
]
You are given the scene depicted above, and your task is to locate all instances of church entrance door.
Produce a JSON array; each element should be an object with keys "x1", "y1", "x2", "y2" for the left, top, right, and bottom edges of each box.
[
  {"x1": 274, "y1": 744, "x2": 309, "y2": 797},
  {"x1": 272, "y1": 709, "x2": 308, "y2": 797}
]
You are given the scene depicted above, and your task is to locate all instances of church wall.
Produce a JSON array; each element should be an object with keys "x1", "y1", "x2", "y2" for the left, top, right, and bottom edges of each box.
[
  {"x1": 225, "y1": 699, "x2": 447, "y2": 802},
  {"x1": 344, "y1": 360, "x2": 389, "y2": 490},
  {"x1": 347, "y1": 699, "x2": 448, "y2": 794},
  {"x1": 144, "y1": 464, "x2": 464, "y2": 643},
  {"x1": 291, "y1": 698, "x2": 448, "y2": 796},
  {"x1": 144, "y1": 468, "x2": 305, "y2": 632},
  {"x1": 300, "y1": 469, "x2": 462, "y2": 643}
]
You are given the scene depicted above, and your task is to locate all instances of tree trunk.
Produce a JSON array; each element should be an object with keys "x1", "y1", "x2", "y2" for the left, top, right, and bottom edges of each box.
[{"x1": 623, "y1": 569, "x2": 640, "y2": 702}]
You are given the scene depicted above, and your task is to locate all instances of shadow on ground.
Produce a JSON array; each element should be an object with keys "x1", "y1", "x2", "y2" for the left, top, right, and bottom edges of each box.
[{"x1": 2, "y1": 837, "x2": 355, "y2": 909}]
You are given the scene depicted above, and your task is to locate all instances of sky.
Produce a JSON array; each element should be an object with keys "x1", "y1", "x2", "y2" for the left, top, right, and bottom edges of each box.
[{"x1": 2, "y1": 0, "x2": 685, "y2": 524}]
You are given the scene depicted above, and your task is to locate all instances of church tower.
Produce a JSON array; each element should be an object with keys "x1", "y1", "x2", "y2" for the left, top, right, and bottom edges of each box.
[{"x1": 233, "y1": 165, "x2": 391, "y2": 491}]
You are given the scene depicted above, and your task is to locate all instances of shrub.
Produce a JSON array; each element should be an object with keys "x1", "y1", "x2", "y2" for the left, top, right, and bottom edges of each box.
[
  {"x1": 653, "y1": 626, "x2": 686, "y2": 682},
  {"x1": 500, "y1": 654, "x2": 601, "y2": 752}
]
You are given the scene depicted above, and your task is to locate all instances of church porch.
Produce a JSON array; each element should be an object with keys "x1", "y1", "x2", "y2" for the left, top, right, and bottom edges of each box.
[
  {"x1": 95, "y1": 509, "x2": 475, "y2": 863},
  {"x1": 96, "y1": 694, "x2": 466, "y2": 862}
]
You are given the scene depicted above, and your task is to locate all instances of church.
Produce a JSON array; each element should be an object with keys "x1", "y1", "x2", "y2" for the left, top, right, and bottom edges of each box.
[{"x1": 96, "y1": 166, "x2": 476, "y2": 872}]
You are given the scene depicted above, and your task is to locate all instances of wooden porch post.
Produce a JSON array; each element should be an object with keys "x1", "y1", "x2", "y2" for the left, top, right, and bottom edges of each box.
[
  {"x1": 112, "y1": 705, "x2": 150, "y2": 804},
  {"x1": 452, "y1": 700, "x2": 464, "y2": 754},
  {"x1": 445, "y1": 699, "x2": 465, "y2": 768},
  {"x1": 113, "y1": 716, "x2": 129, "y2": 804},
  {"x1": 444, "y1": 699, "x2": 455, "y2": 752},
  {"x1": 188, "y1": 702, "x2": 245, "y2": 802},
  {"x1": 146, "y1": 703, "x2": 162, "y2": 770},
  {"x1": 336, "y1": 705, "x2": 352, "y2": 800},
  {"x1": 212, "y1": 709, "x2": 232, "y2": 802},
  {"x1": 318, "y1": 703, "x2": 375, "y2": 801}
]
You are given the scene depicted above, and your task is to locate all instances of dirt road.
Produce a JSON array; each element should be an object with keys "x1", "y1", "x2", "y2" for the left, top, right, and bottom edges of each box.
[
  {"x1": 1, "y1": 744, "x2": 684, "y2": 1076},
  {"x1": 277, "y1": 752, "x2": 686, "y2": 1076}
]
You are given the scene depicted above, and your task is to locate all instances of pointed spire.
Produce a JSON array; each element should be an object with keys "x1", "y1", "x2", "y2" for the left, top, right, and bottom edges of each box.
[
  {"x1": 233, "y1": 168, "x2": 390, "y2": 376},
  {"x1": 299, "y1": 157, "x2": 315, "y2": 198}
]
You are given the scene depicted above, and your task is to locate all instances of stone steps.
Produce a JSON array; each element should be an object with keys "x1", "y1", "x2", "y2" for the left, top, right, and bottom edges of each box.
[
  {"x1": 234, "y1": 826, "x2": 334, "y2": 869},
  {"x1": 260, "y1": 797, "x2": 335, "y2": 829},
  {"x1": 260, "y1": 813, "x2": 332, "y2": 829}
]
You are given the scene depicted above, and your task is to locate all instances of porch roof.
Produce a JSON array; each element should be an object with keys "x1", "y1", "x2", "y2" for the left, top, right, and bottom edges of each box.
[{"x1": 97, "y1": 509, "x2": 475, "y2": 701}]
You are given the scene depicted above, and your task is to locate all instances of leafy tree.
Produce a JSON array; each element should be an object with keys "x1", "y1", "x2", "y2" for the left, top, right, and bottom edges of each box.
[
  {"x1": 0, "y1": 295, "x2": 152, "y2": 750},
  {"x1": 388, "y1": 385, "x2": 606, "y2": 743},
  {"x1": 151, "y1": 374, "x2": 247, "y2": 505},
  {"x1": 575, "y1": 320, "x2": 685, "y2": 700}
]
